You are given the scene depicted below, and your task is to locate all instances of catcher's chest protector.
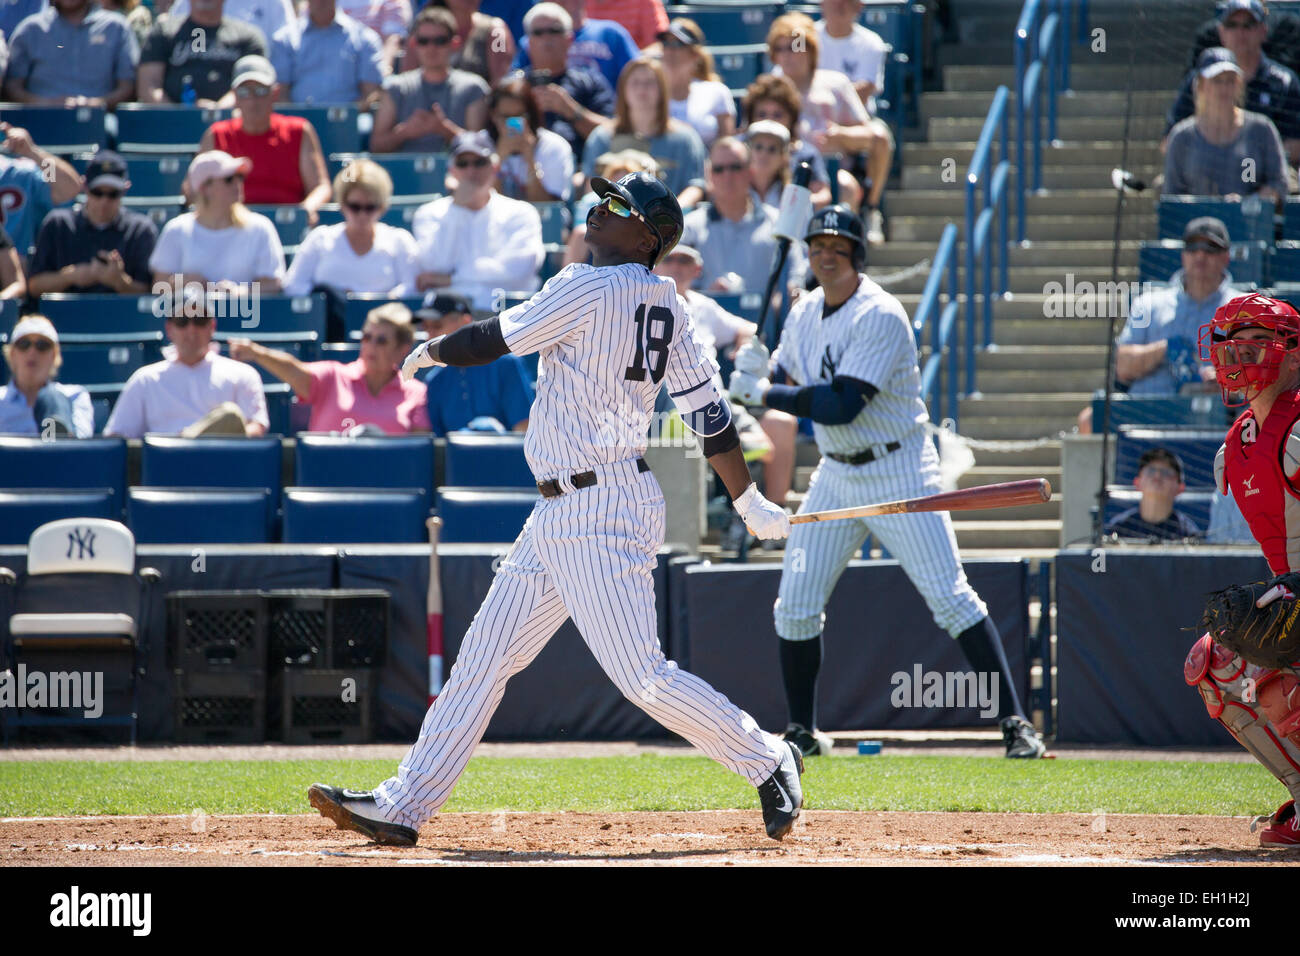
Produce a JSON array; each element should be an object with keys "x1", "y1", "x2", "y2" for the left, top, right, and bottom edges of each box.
[{"x1": 1225, "y1": 391, "x2": 1300, "y2": 574}]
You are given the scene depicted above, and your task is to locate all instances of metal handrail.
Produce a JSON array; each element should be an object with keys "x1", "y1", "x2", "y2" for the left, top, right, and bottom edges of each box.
[
  {"x1": 915, "y1": 223, "x2": 960, "y2": 424},
  {"x1": 1015, "y1": 0, "x2": 1073, "y2": 242},
  {"x1": 964, "y1": 85, "x2": 1012, "y2": 396}
]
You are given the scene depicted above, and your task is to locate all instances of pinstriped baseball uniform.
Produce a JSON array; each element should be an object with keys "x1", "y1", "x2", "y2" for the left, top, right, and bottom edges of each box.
[
  {"x1": 374, "y1": 263, "x2": 786, "y2": 826},
  {"x1": 771, "y1": 275, "x2": 988, "y2": 641}
]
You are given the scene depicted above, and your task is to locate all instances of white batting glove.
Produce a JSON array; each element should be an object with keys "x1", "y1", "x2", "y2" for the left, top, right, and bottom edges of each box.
[
  {"x1": 400, "y1": 336, "x2": 446, "y2": 382},
  {"x1": 728, "y1": 370, "x2": 770, "y2": 406},
  {"x1": 1257, "y1": 582, "x2": 1296, "y2": 608},
  {"x1": 732, "y1": 339, "x2": 771, "y2": 377},
  {"x1": 732, "y1": 482, "x2": 790, "y2": 541}
]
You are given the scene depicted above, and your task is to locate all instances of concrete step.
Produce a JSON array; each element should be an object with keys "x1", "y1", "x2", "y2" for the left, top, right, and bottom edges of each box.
[
  {"x1": 920, "y1": 89, "x2": 1171, "y2": 120},
  {"x1": 952, "y1": 519, "x2": 1061, "y2": 550},
  {"x1": 929, "y1": 115, "x2": 1171, "y2": 141},
  {"x1": 901, "y1": 163, "x2": 1164, "y2": 192},
  {"x1": 969, "y1": 368, "x2": 1107, "y2": 392},
  {"x1": 887, "y1": 189, "x2": 1156, "y2": 219},
  {"x1": 958, "y1": 416, "x2": 1080, "y2": 439},
  {"x1": 868, "y1": 240, "x2": 1141, "y2": 271},
  {"x1": 879, "y1": 264, "x2": 1143, "y2": 295},
  {"x1": 976, "y1": 344, "x2": 1109, "y2": 370},
  {"x1": 891, "y1": 214, "x2": 1129, "y2": 243},
  {"x1": 896, "y1": 294, "x2": 1119, "y2": 326},
  {"x1": 901, "y1": 141, "x2": 1163, "y2": 168},
  {"x1": 942, "y1": 64, "x2": 1188, "y2": 93},
  {"x1": 958, "y1": 440, "x2": 1062, "y2": 468},
  {"x1": 958, "y1": 464, "x2": 1063, "y2": 488},
  {"x1": 959, "y1": 393, "x2": 1094, "y2": 417}
]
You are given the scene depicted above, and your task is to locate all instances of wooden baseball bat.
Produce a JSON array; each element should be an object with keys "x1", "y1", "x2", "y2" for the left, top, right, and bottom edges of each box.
[
  {"x1": 426, "y1": 516, "x2": 444, "y2": 705},
  {"x1": 790, "y1": 478, "x2": 1052, "y2": 525}
]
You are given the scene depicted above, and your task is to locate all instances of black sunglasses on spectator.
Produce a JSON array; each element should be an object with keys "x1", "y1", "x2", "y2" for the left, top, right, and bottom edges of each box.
[
  {"x1": 169, "y1": 315, "x2": 214, "y2": 328},
  {"x1": 415, "y1": 33, "x2": 452, "y2": 46},
  {"x1": 529, "y1": 26, "x2": 565, "y2": 36},
  {"x1": 454, "y1": 156, "x2": 490, "y2": 168},
  {"x1": 89, "y1": 187, "x2": 123, "y2": 199},
  {"x1": 345, "y1": 201, "x2": 380, "y2": 214},
  {"x1": 1185, "y1": 240, "x2": 1228, "y2": 254},
  {"x1": 13, "y1": 337, "x2": 54, "y2": 352},
  {"x1": 711, "y1": 163, "x2": 748, "y2": 174}
]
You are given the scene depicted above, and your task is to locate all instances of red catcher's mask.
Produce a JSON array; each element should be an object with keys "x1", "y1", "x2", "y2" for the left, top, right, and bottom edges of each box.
[{"x1": 1198, "y1": 293, "x2": 1300, "y2": 406}]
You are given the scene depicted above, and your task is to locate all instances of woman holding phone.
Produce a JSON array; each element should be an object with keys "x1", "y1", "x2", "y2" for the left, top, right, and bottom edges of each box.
[{"x1": 486, "y1": 74, "x2": 574, "y2": 202}]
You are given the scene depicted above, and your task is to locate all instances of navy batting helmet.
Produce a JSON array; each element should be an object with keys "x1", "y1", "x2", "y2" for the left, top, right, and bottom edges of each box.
[
  {"x1": 805, "y1": 204, "x2": 866, "y2": 271},
  {"x1": 590, "y1": 171, "x2": 684, "y2": 267}
]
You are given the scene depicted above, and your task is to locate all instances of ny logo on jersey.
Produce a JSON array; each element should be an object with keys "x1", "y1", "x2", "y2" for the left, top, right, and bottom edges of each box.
[
  {"x1": 820, "y1": 345, "x2": 837, "y2": 380},
  {"x1": 1242, "y1": 418, "x2": 1259, "y2": 444}
]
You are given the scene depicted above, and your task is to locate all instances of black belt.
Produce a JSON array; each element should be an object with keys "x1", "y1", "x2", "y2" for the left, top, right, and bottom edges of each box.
[
  {"x1": 827, "y1": 442, "x2": 901, "y2": 466},
  {"x1": 538, "y1": 458, "x2": 650, "y2": 498}
]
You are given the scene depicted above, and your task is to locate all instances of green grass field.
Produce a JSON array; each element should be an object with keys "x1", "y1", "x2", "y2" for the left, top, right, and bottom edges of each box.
[{"x1": 0, "y1": 756, "x2": 1281, "y2": 818}]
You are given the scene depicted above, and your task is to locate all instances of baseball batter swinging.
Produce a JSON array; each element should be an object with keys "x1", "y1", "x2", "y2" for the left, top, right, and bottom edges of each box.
[
  {"x1": 309, "y1": 172, "x2": 806, "y2": 845},
  {"x1": 727, "y1": 206, "x2": 1046, "y2": 759},
  {"x1": 1189, "y1": 292, "x2": 1300, "y2": 847}
]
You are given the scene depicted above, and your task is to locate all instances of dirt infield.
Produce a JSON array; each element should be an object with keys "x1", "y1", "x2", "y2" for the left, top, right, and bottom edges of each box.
[{"x1": 2, "y1": 809, "x2": 1296, "y2": 866}]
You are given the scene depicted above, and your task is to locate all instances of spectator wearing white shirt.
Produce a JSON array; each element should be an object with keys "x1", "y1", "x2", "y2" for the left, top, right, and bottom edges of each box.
[
  {"x1": 411, "y1": 130, "x2": 544, "y2": 310},
  {"x1": 283, "y1": 159, "x2": 420, "y2": 297},
  {"x1": 150, "y1": 151, "x2": 287, "y2": 294},
  {"x1": 105, "y1": 292, "x2": 269, "y2": 438},
  {"x1": 167, "y1": 0, "x2": 294, "y2": 44},
  {"x1": 659, "y1": 18, "x2": 736, "y2": 148},
  {"x1": 486, "y1": 73, "x2": 574, "y2": 201},
  {"x1": 816, "y1": 0, "x2": 889, "y2": 116}
]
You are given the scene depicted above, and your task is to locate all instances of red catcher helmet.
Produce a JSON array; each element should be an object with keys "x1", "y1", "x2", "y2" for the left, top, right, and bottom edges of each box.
[{"x1": 1198, "y1": 293, "x2": 1300, "y2": 406}]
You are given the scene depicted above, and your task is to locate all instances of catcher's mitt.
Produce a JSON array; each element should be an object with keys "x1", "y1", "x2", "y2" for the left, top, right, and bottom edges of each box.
[{"x1": 1201, "y1": 572, "x2": 1300, "y2": 669}]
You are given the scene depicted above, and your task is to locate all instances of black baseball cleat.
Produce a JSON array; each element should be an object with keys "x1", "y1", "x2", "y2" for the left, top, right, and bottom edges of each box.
[
  {"x1": 757, "y1": 740, "x2": 805, "y2": 840},
  {"x1": 308, "y1": 783, "x2": 419, "y2": 847},
  {"x1": 1000, "y1": 715, "x2": 1046, "y2": 759},
  {"x1": 782, "y1": 722, "x2": 834, "y2": 757}
]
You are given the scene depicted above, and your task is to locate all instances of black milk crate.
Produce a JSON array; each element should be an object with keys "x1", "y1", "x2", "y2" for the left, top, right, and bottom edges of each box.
[
  {"x1": 173, "y1": 669, "x2": 266, "y2": 743},
  {"x1": 269, "y1": 669, "x2": 374, "y2": 744},
  {"x1": 167, "y1": 591, "x2": 267, "y2": 673},
  {"x1": 266, "y1": 590, "x2": 389, "y2": 670}
]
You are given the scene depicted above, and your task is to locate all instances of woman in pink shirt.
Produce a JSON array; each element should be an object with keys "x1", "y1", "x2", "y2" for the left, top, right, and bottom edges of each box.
[{"x1": 229, "y1": 303, "x2": 430, "y2": 433}]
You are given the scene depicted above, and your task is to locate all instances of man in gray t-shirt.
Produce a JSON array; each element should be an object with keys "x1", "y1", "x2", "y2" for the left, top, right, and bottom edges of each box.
[
  {"x1": 370, "y1": 6, "x2": 488, "y2": 153},
  {"x1": 1164, "y1": 110, "x2": 1288, "y2": 200}
]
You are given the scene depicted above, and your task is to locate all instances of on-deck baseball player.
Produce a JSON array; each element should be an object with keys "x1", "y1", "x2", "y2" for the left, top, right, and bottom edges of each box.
[
  {"x1": 1188, "y1": 292, "x2": 1300, "y2": 847},
  {"x1": 308, "y1": 172, "x2": 806, "y2": 845},
  {"x1": 728, "y1": 205, "x2": 1046, "y2": 759}
]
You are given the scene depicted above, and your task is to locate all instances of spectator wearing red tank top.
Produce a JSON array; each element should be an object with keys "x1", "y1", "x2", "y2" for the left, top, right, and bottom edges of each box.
[{"x1": 199, "y1": 54, "x2": 333, "y2": 225}]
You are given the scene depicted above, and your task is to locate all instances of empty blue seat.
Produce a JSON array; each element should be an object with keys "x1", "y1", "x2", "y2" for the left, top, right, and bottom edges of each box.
[
  {"x1": 120, "y1": 200, "x2": 184, "y2": 231},
  {"x1": 207, "y1": 293, "x2": 327, "y2": 338},
  {"x1": 282, "y1": 487, "x2": 427, "y2": 542},
  {"x1": 56, "y1": 341, "x2": 153, "y2": 385},
  {"x1": 295, "y1": 434, "x2": 434, "y2": 507},
  {"x1": 32, "y1": 294, "x2": 166, "y2": 336},
  {"x1": 276, "y1": 105, "x2": 362, "y2": 156},
  {"x1": 1283, "y1": 198, "x2": 1300, "y2": 240},
  {"x1": 535, "y1": 202, "x2": 569, "y2": 245},
  {"x1": 332, "y1": 153, "x2": 447, "y2": 200},
  {"x1": 247, "y1": 205, "x2": 312, "y2": 249},
  {"x1": 702, "y1": 290, "x2": 764, "y2": 322},
  {"x1": 116, "y1": 105, "x2": 231, "y2": 153},
  {"x1": 1103, "y1": 487, "x2": 1212, "y2": 533},
  {"x1": 73, "y1": 154, "x2": 191, "y2": 200},
  {"x1": 444, "y1": 433, "x2": 533, "y2": 487},
  {"x1": 1158, "y1": 196, "x2": 1275, "y2": 242},
  {"x1": 3, "y1": 105, "x2": 106, "y2": 153},
  {"x1": 668, "y1": 4, "x2": 780, "y2": 44},
  {"x1": 1138, "y1": 239, "x2": 1268, "y2": 287},
  {"x1": 0, "y1": 436, "x2": 128, "y2": 515},
  {"x1": 436, "y1": 487, "x2": 538, "y2": 543},
  {"x1": 343, "y1": 295, "x2": 425, "y2": 339},
  {"x1": 1275, "y1": 241, "x2": 1300, "y2": 284},
  {"x1": 128, "y1": 487, "x2": 274, "y2": 543},
  {"x1": 1114, "y1": 426, "x2": 1223, "y2": 488},
  {"x1": 319, "y1": 342, "x2": 360, "y2": 364},
  {"x1": 0, "y1": 489, "x2": 117, "y2": 545},
  {"x1": 140, "y1": 436, "x2": 283, "y2": 493},
  {"x1": 708, "y1": 45, "x2": 766, "y2": 90}
]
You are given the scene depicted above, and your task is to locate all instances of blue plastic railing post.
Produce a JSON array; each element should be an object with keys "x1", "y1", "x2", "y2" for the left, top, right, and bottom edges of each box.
[
  {"x1": 1015, "y1": 30, "x2": 1027, "y2": 243},
  {"x1": 947, "y1": 253, "x2": 959, "y2": 423},
  {"x1": 965, "y1": 180, "x2": 977, "y2": 396},
  {"x1": 1045, "y1": 13, "x2": 1059, "y2": 143},
  {"x1": 999, "y1": 105, "x2": 1009, "y2": 294}
]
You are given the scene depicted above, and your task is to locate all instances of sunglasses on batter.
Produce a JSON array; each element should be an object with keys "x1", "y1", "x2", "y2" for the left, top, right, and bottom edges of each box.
[{"x1": 598, "y1": 195, "x2": 645, "y2": 223}]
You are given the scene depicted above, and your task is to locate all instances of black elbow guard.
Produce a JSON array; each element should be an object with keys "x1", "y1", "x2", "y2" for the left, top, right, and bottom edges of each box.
[
  {"x1": 701, "y1": 422, "x2": 740, "y2": 457},
  {"x1": 438, "y1": 317, "x2": 510, "y2": 366}
]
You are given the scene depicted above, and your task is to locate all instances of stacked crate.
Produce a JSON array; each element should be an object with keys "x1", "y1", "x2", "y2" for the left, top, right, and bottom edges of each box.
[{"x1": 168, "y1": 591, "x2": 267, "y2": 743}]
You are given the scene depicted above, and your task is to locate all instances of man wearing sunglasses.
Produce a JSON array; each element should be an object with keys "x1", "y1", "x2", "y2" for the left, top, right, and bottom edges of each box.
[
  {"x1": 370, "y1": 6, "x2": 489, "y2": 154},
  {"x1": 410, "y1": 130, "x2": 544, "y2": 310},
  {"x1": 104, "y1": 289, "x2": 268, "y2": 438},
  {"x1": 310, "y1": 171, "x2": 806, "y2": 847},
  {"x1": 28, "y1": 150, "x2": 157, "y2": 296}
]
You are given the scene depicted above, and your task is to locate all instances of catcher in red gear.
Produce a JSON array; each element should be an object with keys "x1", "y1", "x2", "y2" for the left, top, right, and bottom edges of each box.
[{"x1": 1192, "y1": 292, "x2": 1300, "y2": 847}]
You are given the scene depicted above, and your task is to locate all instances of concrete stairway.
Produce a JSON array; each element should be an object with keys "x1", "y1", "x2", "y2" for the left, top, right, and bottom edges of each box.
[{"x1": 857, "y1": 0, "x2": 1201, "y2": 551}]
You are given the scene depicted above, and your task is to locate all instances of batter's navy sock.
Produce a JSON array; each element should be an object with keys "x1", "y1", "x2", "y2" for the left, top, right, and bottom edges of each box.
[
  {"x1": 956, "y1": 617, "x2": 1025, "y2": 721},
  {"x1": 780, "y1": 635, "x2": 823, "y2": 730}
]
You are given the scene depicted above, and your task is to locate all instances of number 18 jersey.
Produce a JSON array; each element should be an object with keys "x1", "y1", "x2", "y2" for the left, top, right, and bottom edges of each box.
[{"x1": 498, "y1": 262, "x2": 723, "y2": 481}]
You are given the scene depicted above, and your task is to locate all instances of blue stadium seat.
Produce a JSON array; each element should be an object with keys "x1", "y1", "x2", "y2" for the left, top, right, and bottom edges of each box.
[
  {"x1": 0, "y1": 489, "x2": 117, "y2": 545},
  {"x1": 331, "y1": 153, "x2": 447, "y2": 200},
  {"x1": 436, "y1": 488, "x2": 538, "y2": 543},
  {"x1": 213, "y1": 293, "x2": 327, "y2": 338},
  {"x1": 667, "y1": 4, "x2": 780, "y2": 44},
  {"x1": 1157, "y1": 196, "x2": 1275, "y2": 243},
  {"x1": 1138, "y1": 239, "x2": 1268, "y2": 287},
  {"x1": 127, "y1": 487, "x2": 274, "y2": 544},
  {"x1": 0, "y1": 437, "x2": 128, "y2": 516},
  {"x1": 140, "y1": 436, "x2": 283, "y2": 494},
  {"x1": 32, "y1": 294, "x2": 167, "y2": 336},
  {"x1": 295, "y1": 434, "x2": 434, "y2": 508},
  {"x1": 343, "y1": 294, "x2": 425, "y2": 339},
  {"x1": 1284, "y1": 198, "x2": 1300, "y2": 240},
  {"x1": 319, "y1": 342, "x2": 360, "y2": 363},
  {"x1": 71, "y1": 154, "x2": 192, "y2": 200},
  {"x1": 3, "y1": 105, "x2": 106, "y2": 153},
  {"x1": 247, "y1": 205, "x2": 312, "y2": 250},
  {"x1": 1089, "y1": 394, "x2": 1230, "y2": 432},
  {"x1": 708, "y1": 45, "x2": 766, "y2": 90},
  {"x1": 276, "y1": 105, "x2": 362, "y2": 156},
  {"x1": 116, "y1": 105, "x2": 231, "y2": 153},
  {"x1": 120, "y1": 200, "x2": 184, "y2": 231},
  {"x1": 281, "y1": 487, "x2": 427, "y2": 542},
  {"x1": 0, "y1": 299, "x2": 17, "y2": 333},
  {"x1": 58, "y1": 341, "x2": 153, "y2": 385},
  {"x1": 702, "y1": 290, "x2": 764, "y2": 322},
  {"x1": 1114, "y1": 426, "x2": 1223, "y2": 488},
  {"x1": 535, "y1": 202, "x2": 569, "y2": 245},
  {"x1": 444, "y1": 433, "x2": 533, "y2": 487},
  {"x1": 1103, "y1": 487, "x2": 1212, "y2": 534},
  {"x1": 1275, "y1": 241, "x2": 1300, "y2": 284},
  {"x1": 264, "y1": 383, "x2": 295, "y2": 436}
]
